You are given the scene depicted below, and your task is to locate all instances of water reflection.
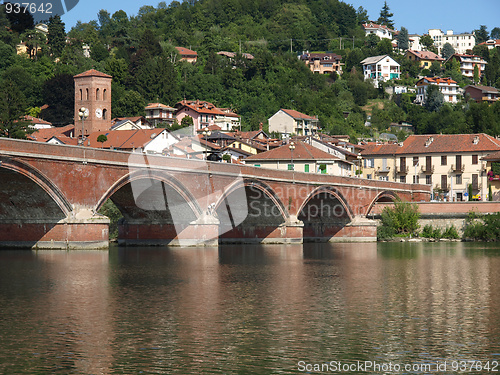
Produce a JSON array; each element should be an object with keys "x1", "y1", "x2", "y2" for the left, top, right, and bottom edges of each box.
[{"x1": 0, "y1": 243, "x2": 499, "y2": 374}]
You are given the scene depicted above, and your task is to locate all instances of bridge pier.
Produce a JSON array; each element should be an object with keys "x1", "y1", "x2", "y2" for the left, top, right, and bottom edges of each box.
[
  {"x1": 118, "y1": 213, "x2": 220, "y2": 247},
  {"x1": 0, "y1": 209, "x2": 110, "y2": 250},
  {"x1": 328, "y1": 216, "x2": 378, "y2": 242}
]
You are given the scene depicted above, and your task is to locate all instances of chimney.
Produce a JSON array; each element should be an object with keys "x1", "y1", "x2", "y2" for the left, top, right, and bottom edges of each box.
[
  {"x1": 259, "y1": 122, "x2": 263, "y2": 131},
  {"x1": 473, "y1": 136, "x2": 479, "y2": 144},
  {"x1": 425, "y1": 136, "x2": 434, "y2": 147}
]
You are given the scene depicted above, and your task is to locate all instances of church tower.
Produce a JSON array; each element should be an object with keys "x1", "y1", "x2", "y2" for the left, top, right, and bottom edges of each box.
[{"x1": 74, "y1": 69, "x2": 112, "y2": 137}]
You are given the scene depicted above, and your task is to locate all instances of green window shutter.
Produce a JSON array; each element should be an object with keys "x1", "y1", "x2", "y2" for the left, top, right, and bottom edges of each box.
[
  {"x1": 304, "y1": 164, "x2": 309, "y2": 172},
  {"x1": 288, "y1": 164, "x2": 294, "y2": 171}
]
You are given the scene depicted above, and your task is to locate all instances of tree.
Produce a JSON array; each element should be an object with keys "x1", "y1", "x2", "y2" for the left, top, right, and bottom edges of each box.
[
  {"x1": 41, "y1": 74, "x2": 74, "y2": 126},
  {"x1": 474, "y1": 64, "x2": 480, "y2": 84},
  {"x1": 425, "y1": 84, "x2": 444, "y2": 112},
  {"x1": 97, "y1": 134, "x2": 107, "y2": 148},
  {"x1": 47, "y1": 15, "x2": 66, "y2": 58},
  {"x1": 474, "y1": 25, "x2": 489, "y2": 44},
  {"x1": 21, "y1": 29, "x2": 47, "y2": 60},
  {"x1": 0, "y1": 79, "x2": 29, "y2": 138},
  {"x1": 420, "y1": 35, "x2": 438, "y2": 54},
  {"x1": 377, "y1": 1, "x2": 394, "y2": 29},
  {"x1": 491, "y1": 27, "x2": 500, "y2": 40},
  {"x1": 430, "y1": 61, "x2": 442, "y2": 77},
  {"x1": 4, "y1": 2, "x2": 34, "y2": 34},
  {"x1": 181, "y1": 116, "x2": 194, "y2": 127},
  {"x1": 441, "y1": 43, "x2": 455, "y2": 60},
  {"x1": 356, "y1": 6, "x2": 369, "y2": 25},
  {"x1": 397, "y1": 27, "x2": 409, "y2": 50}
]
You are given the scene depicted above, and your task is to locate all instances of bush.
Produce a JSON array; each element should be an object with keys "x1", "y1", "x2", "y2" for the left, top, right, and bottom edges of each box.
[
  {"x1": 463, "y1": 211, "x2": 500, "y2": 241},
  {"x1": 442, "y1": 226, "x2": 459, "y2": 239},
  {"x1": 377, "y1": 199, "x2": 420, "y2": 239},
  {"x1": 421, "y1": 224, "x2": 442, "y2": 239},
  {"x1": 98, "y1": 199, "x2": 123, "y2": 240}
]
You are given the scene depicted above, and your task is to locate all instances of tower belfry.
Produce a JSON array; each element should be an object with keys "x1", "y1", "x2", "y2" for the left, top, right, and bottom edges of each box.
[{"x1": 74, "y1": 69, "x2": 112, "y2": 137}]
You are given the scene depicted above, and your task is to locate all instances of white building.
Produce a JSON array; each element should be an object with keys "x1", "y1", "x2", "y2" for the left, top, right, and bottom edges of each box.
[
  {"x1": 446, "y1": 54, "x2": 487, "y2": 81},
  {"x1": 268, "y1": 109, "x2": 319, "y2": 138},
  {"x1": 428, "y1": 29, "x2": 476, "y2": 55},
  {"x1": 360, "y1": 55, "x2": 400, "y2": 87},
  {"x1": 415, "y1": 77, "x2": 459, "y2": 105},
  {"x1": 362, "y1": 22, "x2": 395, "y2": 40}
]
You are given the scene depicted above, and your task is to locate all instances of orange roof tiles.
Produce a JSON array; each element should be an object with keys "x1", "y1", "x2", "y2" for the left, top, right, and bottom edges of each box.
[
  {"x1": 176, "y1": 99, "x2": 227, "y2": 116},
  {"x1": 175, "y1": 47, "x2": 197, "y2": 56},
  {"x1": 73, "y1": 69, "x2": 112, "y2": 78},
  {"x1": 406, "y1": 49, "x2": 444, "y2": 61},
  {"x1": 145, "y1": 102, "x2": 175, "y2": 110},
  {"x1": 280, "y1": 109, "x2": 318, "y2": 121},
  {"x1": 86, "y1": 129, "x2": 167, "y2": 149},
  {"x1": 29, "y1": 124, "x2": 75, "y2": 142},
  {"x1": 246, "y1": 141, "x2": 339, "y2": 161}
]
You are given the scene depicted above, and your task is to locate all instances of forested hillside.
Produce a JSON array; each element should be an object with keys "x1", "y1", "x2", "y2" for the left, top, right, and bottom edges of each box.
[{"x1": 0, "y1": 0, "x2": 499, "y2": 139}]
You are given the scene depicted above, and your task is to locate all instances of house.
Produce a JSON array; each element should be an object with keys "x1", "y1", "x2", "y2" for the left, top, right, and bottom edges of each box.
[
  {"x1": 361, "y1": 134, "x2": 500, "y2": 201},
  {"x1": 299, "y1": 52, "x2": 343, "y2": 75},
  {"x1": 175, "y1": 47, "x2": 198, "y2": 63},
  {"x1": 111, "y1": 117, "x2": 152, "y2": 130},
  {"x1": 362, "y1": 22, "x2": 395, "y2": 40},
  {"x1": 405, "y1": 50, "x2": 444, "y2": 69},
  {"x1": 175, "y1": 99, "x2": 241, "y2": 133},
  {"x1": 482, "y1": 151, "x2": 500, "y2": 200},
  {"x1": 446, "y1": 54, "x2": 487, "y2": 81},
  {"x1": 86, "y1": 128, "x2": 179, "y2": 154},
  {"x1": 428, "y1": 29, "x2": 476, "y2": 55},
  {"x1": 217, "y1": 51, "x2": 254, "y2": 61},
  {"x1": 479, "y1": 39, "x2": 500, "y2": 50},
  {"x1": 144, "y1": 103, "x2": 176, "y2": 126},
  {"x1": 268, "y1": 109, "x2": 319, "y2": 138},
  {"x1": 29, "y1": 124, "x2": 76, "y2": 143},
  {"x1": 415, "y1": 77, "x2": 459, "y2": 104},
  {"x1": 360, "y1": 55, "x2": 400, "y2": 87},
  {"x1": 245, "y1": 141, "x2": 346, "y2": 175},
  {"x1": 408, "y1": 34, "x2": 422, "y2": 51},
  {"x1": 170, "y1": 135, "x2": 221, "y2": 159},
  {"x1": 24, "y1": 115, "x2": 52, "y2": 129},
  {"x1": 464, "y1": 85, "x2": 500, "y2": 103}
]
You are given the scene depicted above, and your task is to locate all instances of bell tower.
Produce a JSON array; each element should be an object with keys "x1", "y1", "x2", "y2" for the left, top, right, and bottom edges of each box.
[{"x1": 74, "y1": 69, "x2": 112, "y2": 137}]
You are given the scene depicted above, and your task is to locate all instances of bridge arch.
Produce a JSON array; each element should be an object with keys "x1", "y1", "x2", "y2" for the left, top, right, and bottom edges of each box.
[
  {"x1": 0, "y1": 156, "x2": 72, "y2": 217},
  {"x1": 366, "y1": 190, "x2": 400, "y2": 216},
  {"x1": 96, "y1": 169, "x2": 202, "y2": 224},
  {"x1": 298, "y1": 186, "x2": 354, "y2": 221}
]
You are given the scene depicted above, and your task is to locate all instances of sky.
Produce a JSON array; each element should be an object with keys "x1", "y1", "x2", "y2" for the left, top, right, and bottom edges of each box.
[{"x1": 60, "y1": 0, "x2": 500, "y2": 36}]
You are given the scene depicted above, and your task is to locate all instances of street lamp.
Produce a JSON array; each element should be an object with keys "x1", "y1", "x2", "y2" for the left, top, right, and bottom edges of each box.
[
  {"x1": 78, "y1": 107, "x2": 89, "y2": 145},
  {"x1": 357, "y1": 153, "x2": 362, "y2": 177},
  {"x1": 202, "y1": 127, "x2": 211, "y2": 160}
]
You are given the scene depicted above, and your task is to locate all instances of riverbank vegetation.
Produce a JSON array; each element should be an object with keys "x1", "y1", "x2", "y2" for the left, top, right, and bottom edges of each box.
[
  {"x1": 377, "y1": 199, "x2": 420, "y2": 240},
  {"x1": 463, "y1": 211, "x2": 500, "y2": 241}
]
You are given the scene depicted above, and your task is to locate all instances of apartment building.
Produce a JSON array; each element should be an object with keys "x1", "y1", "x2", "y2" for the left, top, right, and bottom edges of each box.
[
  {"x1": 361, "y1": 134, "x2": 500, "y2": 201},
  {"x1": 268, "y1": 109, "x2": 319, "y2": 138},
  {"x1": 415, "y1": 77, "x2": 459, "y2": 104},
  {"x1": 362, "y1": 22, "x2": 395, "y2": 40},
  {"x1": 299, "y1": 52, "x2": 343, "y2": 75},
  {"x1": 428, "y1": 29, "x2": 476, "y2": 55},
  {"x1": 446, "y1": 53, "x2": 487, "y2": 81}
]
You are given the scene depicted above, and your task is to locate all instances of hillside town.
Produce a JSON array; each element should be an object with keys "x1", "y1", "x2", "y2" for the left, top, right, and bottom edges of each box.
[{"x1": 1, "y1": 1, "x2": 500, "y2": 203}]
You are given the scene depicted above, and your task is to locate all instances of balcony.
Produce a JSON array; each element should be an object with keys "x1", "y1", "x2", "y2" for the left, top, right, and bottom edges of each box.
[
  {"x1": 451, "y1": 164, "x2": 465, "y2": 172},
  {"x1": 421, "y1": 165, "x2": 435, "y2": 173},
  {"x1": 395, "y1": 165, "x2": 409, "y2": 174},
  {"x1": 376, "y1": 166, "x2": 391, "y2": 174}
]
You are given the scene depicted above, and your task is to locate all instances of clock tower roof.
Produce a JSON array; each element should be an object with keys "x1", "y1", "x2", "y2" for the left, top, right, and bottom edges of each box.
[{"x1": 74, "y1": 69, "x2": 112, "y2": 79}]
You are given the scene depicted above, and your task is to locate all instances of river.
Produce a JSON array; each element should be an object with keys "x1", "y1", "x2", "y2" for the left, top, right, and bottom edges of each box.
[{"x1": 1, "y1": 242, "x2": 499, "y2": 374}]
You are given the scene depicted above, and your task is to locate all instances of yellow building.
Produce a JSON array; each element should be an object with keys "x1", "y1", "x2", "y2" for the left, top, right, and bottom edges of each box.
[
  {"x1": 405, "y1": 49, "x2": 444, "y2": 69},
  {"x1": 361, "y1": 134, "x2": 500, "y2": 201}
]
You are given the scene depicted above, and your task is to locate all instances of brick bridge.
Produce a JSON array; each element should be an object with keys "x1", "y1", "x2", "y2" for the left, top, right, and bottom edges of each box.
[{"x1": 0, "y1": 138, "x2": 431, "y2": 249}]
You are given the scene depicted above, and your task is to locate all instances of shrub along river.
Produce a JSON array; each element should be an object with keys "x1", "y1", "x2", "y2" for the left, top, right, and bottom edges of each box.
[{"x1": 1, "y1": 242, "x2": 499, "y2": 374}]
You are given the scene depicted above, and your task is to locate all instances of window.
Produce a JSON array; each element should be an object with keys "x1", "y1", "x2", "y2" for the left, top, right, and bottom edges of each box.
[
  {"x1": 288, "y1": 164, "x2": 294, "y2": 171},
  {"x1": 441, "y1": 175, "x2": 447, "y2": 190},
  {"x1": 379, "y1": 176, "x2": 389, "y2": 181},
  {"x1": 400, "y1": 157, "x2": 406, "y2": 170},
  {"x1": 254, "y1": 164, "x2": 260, "y2": 167},
  {"x1": 103, "y1": 89, "x2": 107, "y2": 100},
  {"x1": 426, "y1": 175, "x2": 432, "y2": 185},
  {"x1": 472, "y1": 174, "x2": 479, "y2": 190},
  {"x1": 79, "y1": 89, "x2": 82, "y2": 100},
  {"x1": 441, "y1": 155, "x2": 447, "y2": 165},
  {"x1": 456, "y1": 174, "x2": 462, "y2": 184},
  {"x1": 472, "y1": 154, "x2": 478, "y2": 164},
  {"x1": 367, "y1": 174, "x2": 372, "y2": 180},
  {"x1": 413, "y1": 156, "x2": 419, "y2": 166},
  {"x1": 102, "y1": 108, "x2": 107, "y2": 120},
  {"x1": 96, "y1": 88, "x2": 100, "y2": 100},
  {"x1": 400, "y1": 176, "x2": 406, "y2": 183},
  {"x1": 413, "y1": 175, "x2": 419, "y2": 184},
  {"x1": 304, "y1": 164, "x2": 309, "y2": 173},
  {"x1": 85, "y1": 88, "x2": 89, "y2": 100}
]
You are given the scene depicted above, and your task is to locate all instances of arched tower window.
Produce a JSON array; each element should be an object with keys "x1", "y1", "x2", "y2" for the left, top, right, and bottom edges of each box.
[
  {"x1": 79, "y1": 89, "x2": 82, "y2": 100},
  {"x1": 103, "y1": 89, "x2": 107, "y2": 100},
  {"x1": 96, "y1": 88, "x2": 100, "y2": 100},
  {"x1": 102, "y1": 108, "x2": 107, "y2": 120},
  {"x1": 85, "y1": 88, "x2": 89, "y2": 100}
]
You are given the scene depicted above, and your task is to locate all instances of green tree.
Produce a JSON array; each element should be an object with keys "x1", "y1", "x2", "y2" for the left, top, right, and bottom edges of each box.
[
  {"x1": 356, "y1": 6, "x2": 369, "y2": 25},
  {"x1": 21, "y1": 29, "x2": 47, "y2": 60},
  {"x1": 376, "y1": 1, "x2": 394, "y2": 29},
  {"x1": 97, "y1": 134, "x2": 107, "y2": 147},
  {"x1": 420, "y1": 35, "x2": 438, "y2": 54},
  {"x1": 474, "y1": 25, "x2": 489, "y2": 44},
  {"x1": 441, "y1": 42, "x2": 455, "y2": 60},
  {"x1": 0, "y1": 79, "x2": 29, "y2": 138},
  {"x1": 491, "y1": 27, "x2": 500, "y2": 39},
  {"x1": 41, "y1": 74, "x2": 74, "y2": 126},
  {"x1": 474, "y1": 64, "x2": 480, "y2": 84},
  {"x1": 181, "y1": 116, "x2": 194, "y2": 127},
  {"x1": 397, "y1": 27, "x2": 409, "y2": 50},
  {"x1": 47, "y1": 15, "x2": 66, "y2": 58},
  {"x1": 425, "y1": 84, "x2": 444, "y2": 112},
  {"x1": 114, "y1": 90, "x2": 146, "y2": 117}
]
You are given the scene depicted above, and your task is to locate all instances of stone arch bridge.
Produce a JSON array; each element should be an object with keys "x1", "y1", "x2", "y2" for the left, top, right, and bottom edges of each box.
[{"x1": 0, "y1": 139, "x2": 431, "y2": 249}]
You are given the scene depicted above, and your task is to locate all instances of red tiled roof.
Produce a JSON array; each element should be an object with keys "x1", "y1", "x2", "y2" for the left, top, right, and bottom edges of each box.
[
  {"x1": 48, "y1": 135, "x2": 79, "y2": 146},
  {"x1": 280, "y1": 109, "x2": 318, "y2": 121},
  {"x1": 145, "y1": 102, "x2": 174, "y2": 110},
  {"x1": 86, "y1": 129, "x2": 167, "y2": 149},
  {"x1": 416, "y1": 76, "x2": 457, "y2": 86},
  {"x1": 406, "y1": 49, "x2": 444, "y2": 61},
  {"x1": 482, "y1": 150, "x2": 500, "y2": 161},
  {"x1": 362, "y1": 22, "x2": 395, "y2": 33},
  {"x1": 176, "y1": 47, "x2": 197, "y2": 56},
  {"x1": 24, "y1": 115, "x2": 52, "y2": 125},
  {"x1": 245, "y1": 141, "x2": 339, "y2": 161},
  {"x1": 73, "y1": 69, "x2": 112, "y2": 78},
  {"x1": 362, "y1": 134, "x2": 500, "y2": 156},
  {"x1": 29, "y1": 124, "x2": 75, "y2": 142},
  {"x1": 176, "y1": 99, "x2": 227, "y2": 116}
]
